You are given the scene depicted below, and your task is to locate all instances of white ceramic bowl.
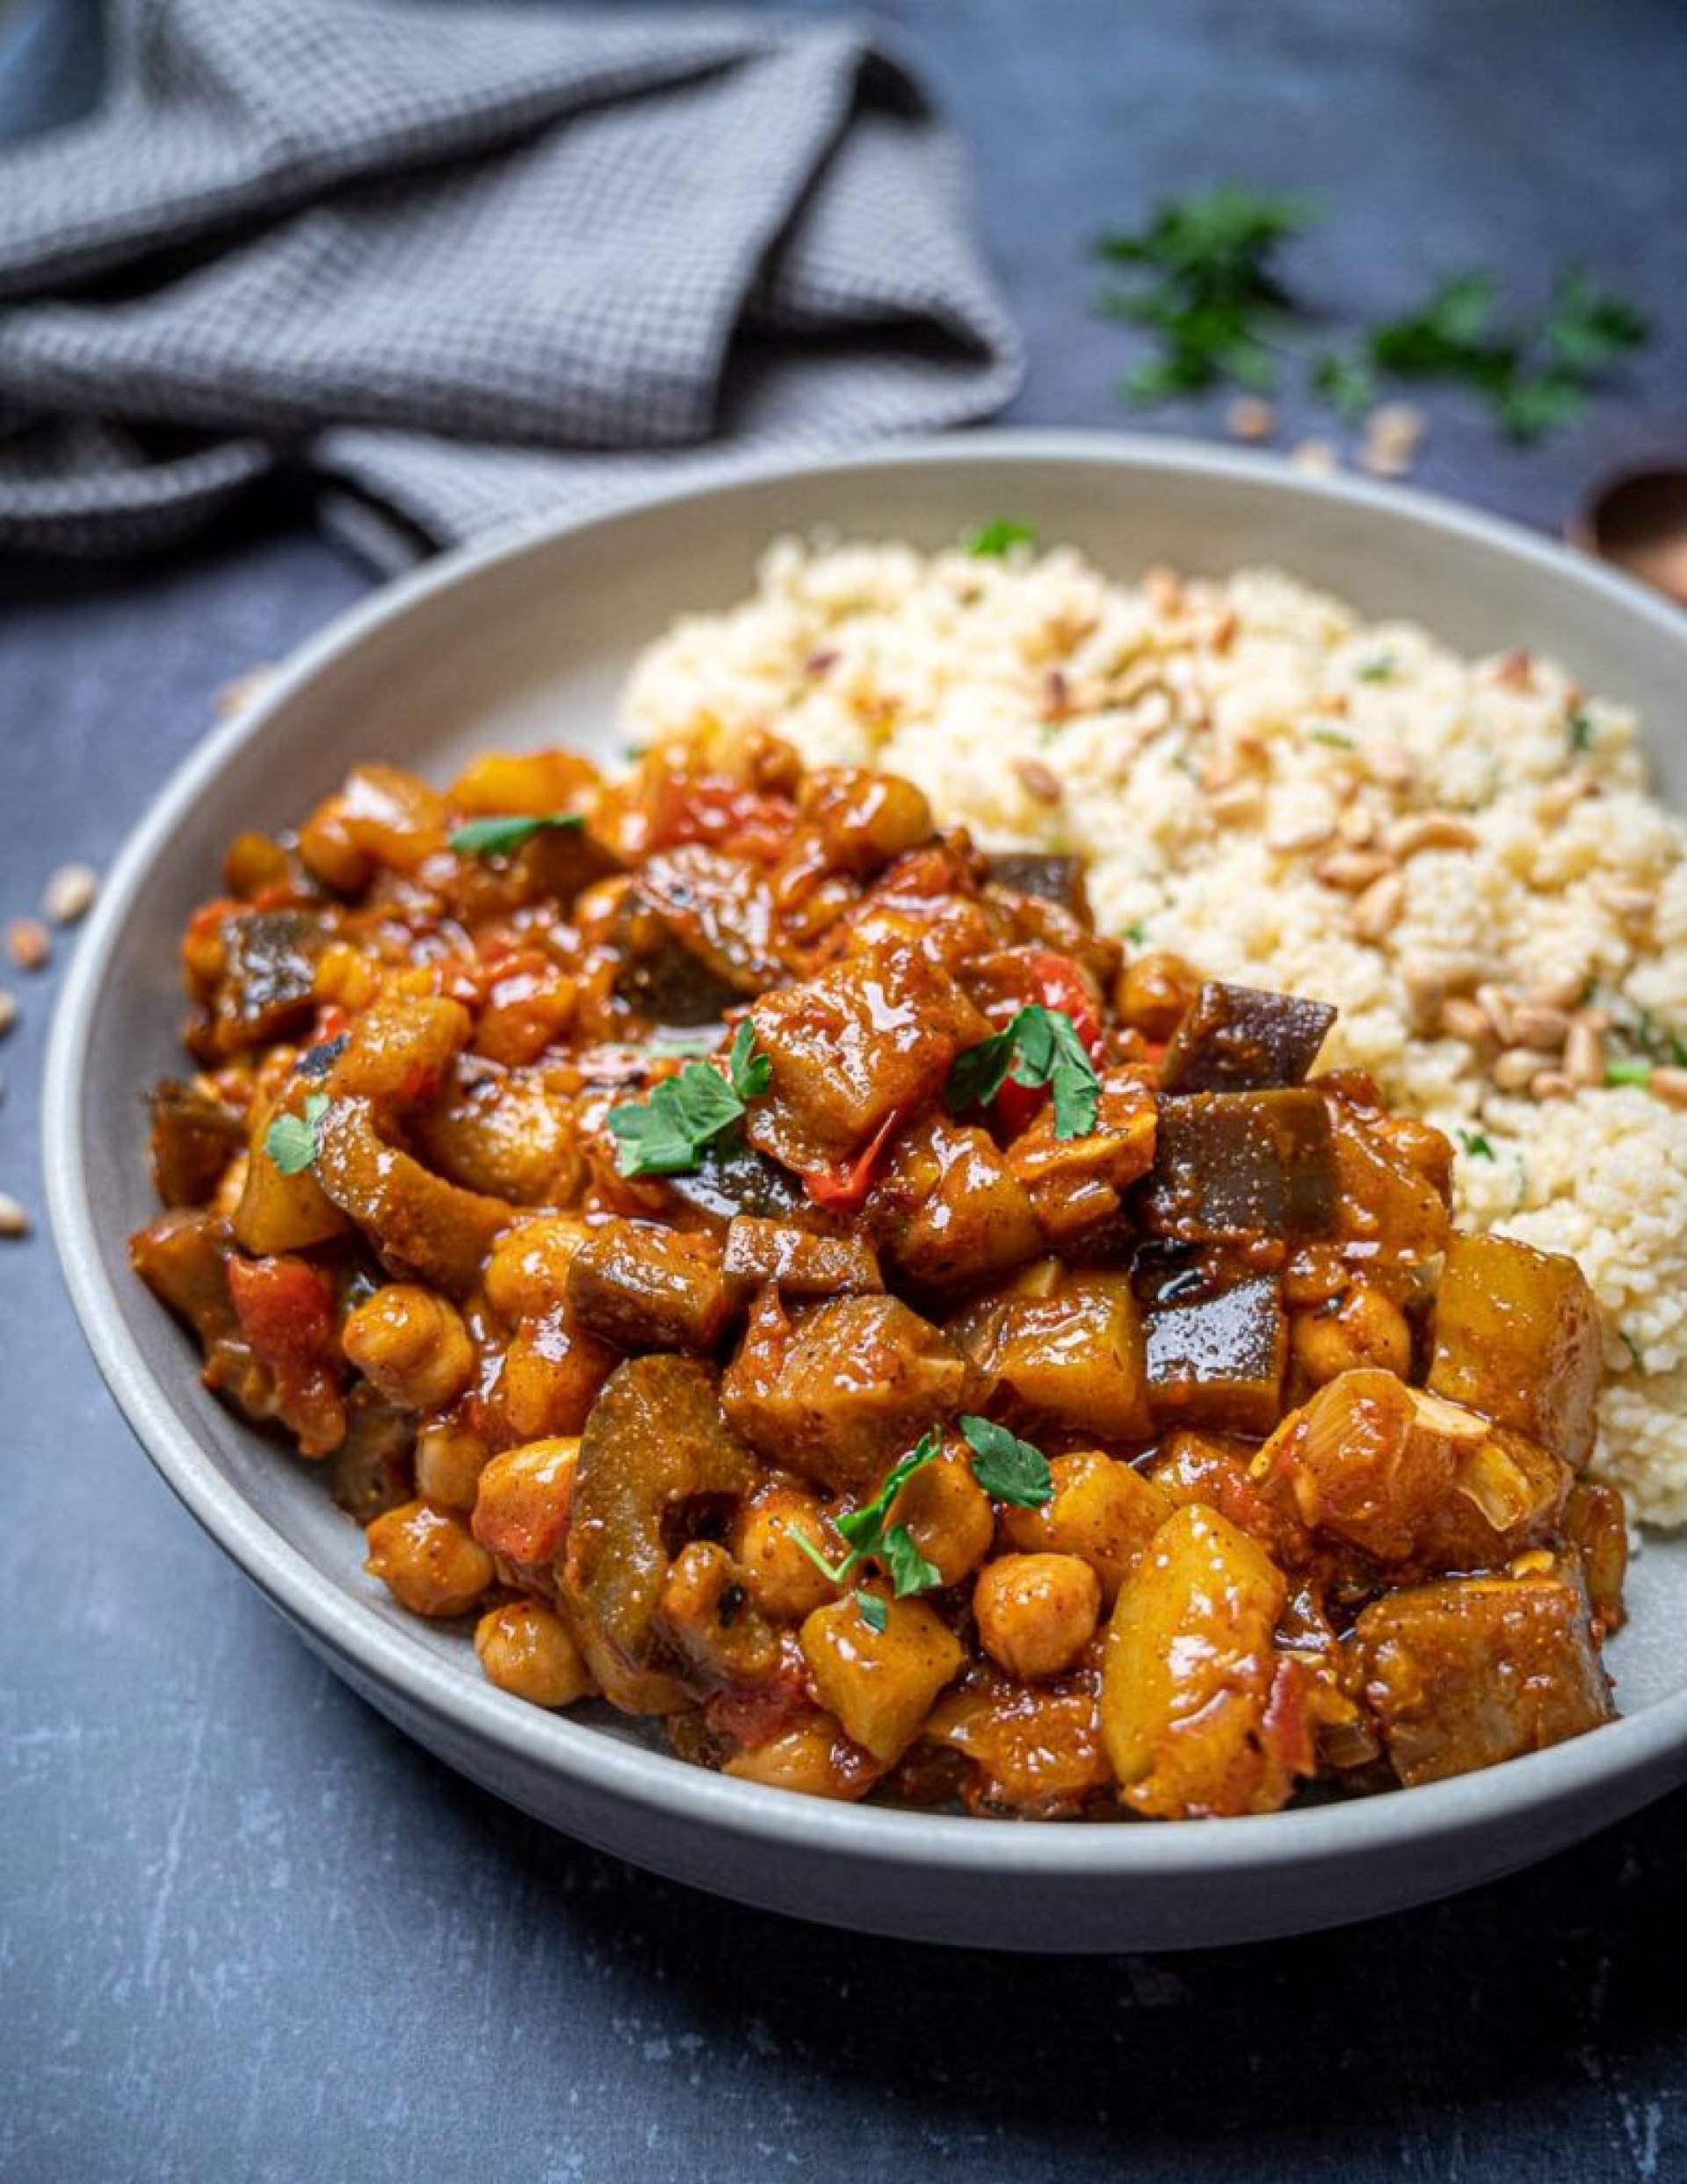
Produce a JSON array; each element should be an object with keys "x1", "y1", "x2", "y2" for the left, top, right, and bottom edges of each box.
[{"x1": 45, "y1": 432, "x2": 1687, "y2": 1951}]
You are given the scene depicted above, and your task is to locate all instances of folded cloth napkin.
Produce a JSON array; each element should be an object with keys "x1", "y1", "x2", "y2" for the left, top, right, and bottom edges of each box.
[{"x1": 0, "y1": 0, "x2": 1021, "y2": 568}]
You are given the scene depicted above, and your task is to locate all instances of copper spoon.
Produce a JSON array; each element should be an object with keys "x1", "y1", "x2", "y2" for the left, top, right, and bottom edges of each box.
[{"x1": 1570, "y1": 466, "x2": 1687, "y2": 607}]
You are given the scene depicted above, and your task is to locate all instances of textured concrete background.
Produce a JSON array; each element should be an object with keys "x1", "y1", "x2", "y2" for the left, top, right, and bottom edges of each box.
[{"x1": 3, "y1": 4, "x2": 1685, "y2": 2179}]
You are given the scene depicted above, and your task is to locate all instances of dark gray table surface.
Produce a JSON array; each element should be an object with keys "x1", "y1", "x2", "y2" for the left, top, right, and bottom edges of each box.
[{"x1": 4, "y1": 4, "x2": 1686, "y2": 2179}]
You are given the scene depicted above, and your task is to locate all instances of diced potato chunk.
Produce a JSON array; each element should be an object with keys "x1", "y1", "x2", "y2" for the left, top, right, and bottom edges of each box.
[
  {"x1": 1427, "y1": 1232, "x2": 1603, "y2": 1469},
  {"x1": 472, "y1": 1436, "x2": 580, "y2": 1570},
  {"x1": 721, "y1": 1292, "x2": 981, "y2": 1493},
  {"x1": 1143, "y1": 1273, "x2": 1287, "y2": 1436},
  {"x1": 800, "y1": 1595, "x2": 963, "y2": 1763},
  {"x1": 955, "y1": 1269, "x2": 1151, "y2": 1442},
  {"x1": 567, "y1": 1219, "x2": 729, "y2": 1353},
  {"x1": 1002, "y1": 1450, "x2": 1171, "y2": 1602},
  {"x1": 745, "y1": 942, "x2": 988, "y2": 1172},
  {"x1": 1100, "y1": 1504, "x2": 1304, "y2": 1819},
  {"x1": 1147, "y1": 1430, "x2": 1308, "y2": 1566},
  {"x1": 1357, "y1": 1571, "x2": 1611, "y2": 1786}
]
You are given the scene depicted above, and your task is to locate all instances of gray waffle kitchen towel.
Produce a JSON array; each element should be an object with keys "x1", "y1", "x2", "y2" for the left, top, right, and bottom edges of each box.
[{"x1": 0, "y1": 0, "x2": 1022, "y2": 568}]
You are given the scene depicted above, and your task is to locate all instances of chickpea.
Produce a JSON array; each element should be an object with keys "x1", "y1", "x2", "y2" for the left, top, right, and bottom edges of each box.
[
  {"x1": 415, "y1": 1418, "x2": 492, "y2": 1511},
  {"x1": 1001, "y1": 1450, "x2": 1170, "y2": 1602},
  {"x1": 974, "y1": 1553, "x2": 1100, "y2": 1681},
  {"x1": 499, "y1": 1307, "x2": 617, "y2": 1441},
  {"x1": 732, "y1": 1485, "x2": 837, "y2": 1622},
  {"x1": 484, "y1": 1218, "x2": 592, "y2": 1326},
  {"x1": 474, "y1": 1599, "x2": 595, "y2": 1709},
  {"x1": 1116, "y1": 950, "x2": 1201, "y2": 1042},
  {"x1": 1292, "y1": 1283, "x2": 1412, "y2": 1387},
  {"x1": 296, "y1": 793, "x2": 373, "y2": 894},
  {"x1": 888, "y1": 1443, "x2": 995, "y2": 1587},
  {"x1": 471, "y1": 1437, "x2": 579, "y2": 1569},
  {"x1": 343, "y1": 1284, "x2": 476, "y2": 1413},
  {"x1": 366, "y1": 1500, "x2": 494, "y2": 1618}
]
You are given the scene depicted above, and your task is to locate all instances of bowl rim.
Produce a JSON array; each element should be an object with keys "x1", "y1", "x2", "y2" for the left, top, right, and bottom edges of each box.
[{"x1": 44, "y1": 425, "x2": 1687, "y2": 1884}]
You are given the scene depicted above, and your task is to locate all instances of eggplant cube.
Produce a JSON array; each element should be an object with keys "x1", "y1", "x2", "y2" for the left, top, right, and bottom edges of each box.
[
  {"x1": 1160, "y1": 981, "x2": 1336, "y2": 1095},
  {"x1": 1139, "y1": 1088, "x2": 1336, "y2": 1241},
  {"x1": 1144, "y1": 1275, "x2": 1287, "y2": 1436}
]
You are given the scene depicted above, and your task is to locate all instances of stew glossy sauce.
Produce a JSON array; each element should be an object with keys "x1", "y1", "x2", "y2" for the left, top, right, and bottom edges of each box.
[{"x1": 132, "y1": 736, "x2": 1625, "y2": 1819}]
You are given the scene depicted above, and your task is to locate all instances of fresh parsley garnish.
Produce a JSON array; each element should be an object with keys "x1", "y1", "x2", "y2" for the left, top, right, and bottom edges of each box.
[
  {"x1": 606, "y1": 1022, "x2": 770, "y2": 1178},
  {"x1": 959, "y1": 1416, "x2": 1053, "y2": 1508},
  {"x1": 855, "y1": 1592, "x2": 889, "y2": 1635},
  {"x1": 791, "y1": 1430, "x2": 945, "y2": 1595},
  {"x1": 1093, "y1": 187, "x2": 1314, "y2": 402},
  {"x1": 1568, "y1": 710, "x2": 1596, "y2": 754},
  {"x1": 965, "y1": 517, "x2": 1039, "y2": 558},
  {"x1": 1457, "y1": 1128, "x2": 1495, "y2": 1161},
  {"x1": 449, "y1": 812, "x2": 584, "y2": 858},
  {"x1": 1605, "y1": 1056, "x2": 1654, "y2": 1088},
  {"x1": 1090, "y1": 192, "x2": 1648, "y2": 447},
  {"x1": 1356, "y1": 654, "x2": 1396, "y2": 683},
  {"x1": 1309, "y1": 726, "x2": 1354, "y2": 748},
  {"x1": 264, "y1": 1091, "x2": 329, "y2": 1176},
  {"x1": 1124, "y1": 922, "x2": 1148, "y2": 946},
  {"x1": 1620, "y1": 1330, "x2": 1646, "y2": 1375},
  {"x1": 946, "y1": 1003, "x2": 1101, "y2": 1139}
]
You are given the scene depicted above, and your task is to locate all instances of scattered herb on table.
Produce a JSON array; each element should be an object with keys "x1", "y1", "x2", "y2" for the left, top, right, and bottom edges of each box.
[
  {"x1": 607, "y1": 1022, "x2": 770, "y2": 1177},
  {"x1": 1093, "y1": 187, "x2": 1314, "y2": 403},
  {"x1": 264, "y1": 1091, "x2": 329, "y2": 1175},
  {"x1": 450, "y1": 811, "x2": 585, "y2": 858},
  {"x1": 1090, "y1": 190, "x2": 1649, "y2": 446},
  {"x1": 965, "y1": 517, "x2": 1040, "y2": 558},
  {"x1": 946, "y1": 1003, "x2": 1101, "y2": 1139}
]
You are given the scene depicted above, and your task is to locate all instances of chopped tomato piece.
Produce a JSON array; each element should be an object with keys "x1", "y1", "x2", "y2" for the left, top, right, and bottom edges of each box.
[{"x1": 227, "y1": 1254, "x2": 346, "y2": 1457}]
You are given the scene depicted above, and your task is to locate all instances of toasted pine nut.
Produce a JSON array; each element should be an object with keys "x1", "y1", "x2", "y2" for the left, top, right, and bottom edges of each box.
[
  {"x1": 1314, "y1": 849, "x2": 1394, "y2": 891},
  {"x1": 1365, "y1": 741, "x2": 1415, "y2": 788},
  {"x1": 1598, "y1": 885, "x2": 1655, "y2": 924},
  {"x1": 1564, "y1": 1022, "x2": 1605, "y2": 1086},
  {"x1": 1493, "y1": 1046, "x2": 1559, "y2": 1091},
  {"x1": 1652, "y1": 1067, "x2": 1687, "y2": 1110},
  {"x1": 1352, "y1": 871, "x2": 1405, "y2": 941},
  {"x1": 1227, "y1": 396, "x2": 1277, "y2": 443},
  {"x1": 0, "y1": 1190, "x2": 29, "y2": 1239},
  {"x1": 5, "y1": 918, "x2": 48, "y2": 973},
  {"x1": 1206, "y1": 783, "x2": 1264, "y2": 824},
  {"x1": 1440, "y1": 997, "x2": 1495, "y2": 1045},
  {"x1": 1510, "y1": 1003, "x2": 1570, "y2": 1051},
  {"x1": 1529, "y1": 969, "x2": 1589, "y2": 1011},
  {"x1": 1267, "y1": 814, "x2": 1336, "y2": 856},
  {"x1": 1531, "y1": 1070, "x2": 1575, "y2": 1101},
  {"x1": 0, "y1": 989, "x2": 15, "y2": 1038},
  {"x1": 1384, "y1": 812, "x2": 1479, "y2": 857},
  {"x1": 1014, "y1": 756, "x2": 1064, "y2": 804},
  {"x1": 1336, "y1": 803, "x2": 1378, "y2": 846},
  {"x1": 42, "y1": 862, "x2": 98, "y2": 926},
  {"x1": 1474, "y1": 984, "x2": 1517, "y2": 1045},
  {"x1": 1142, "y1": 567, "x2": 1184, "y2": 615}
]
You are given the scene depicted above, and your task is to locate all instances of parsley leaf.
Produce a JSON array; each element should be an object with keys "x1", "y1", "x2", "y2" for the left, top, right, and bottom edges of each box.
[
  {"x1": 882, "y1": 1525, "x2": 942, "y2": 1599},
  {"x1": 946, "y1": 1003, "x2": 1101, "y2": 1139},
  {"x1": 1309, "y1": 726, "x2": 1354, "y2": 748},
  {"x1": 965, "y1": 517, "x2": 1039, "y2": 558},
  {"x1": 1544, "y1": 272, "x2": 1649, "y2": 377},
  {"x1": 790, "y1": 1430, "x2": 945, "y2": 1593},
  {"x1": 1310, "y1": 348, "x2": 1378, "y2": 422},
  {"x1": 855, "y1": 1591, "x2": 889, "y2": 1635},
  {"x1": 959, "y1": 1416, "x2": 1053, "y2": 1508},
  {"x1": 1605, "y1": 1056, "x2": 1654, "y2": 1088},
  {"x1": 1456, "y1": 1128, "x2": 1495, "y2": 1161},
  {"x1": 1357, "y1": 654, "x2": 1396, "y2": 683},
  {"x1": 1568, "y1": 710, "x2": 1596, "y2": 753},
  {"x1": 607, "y1": 1035, "x2": 770, "y2": 1178},
  {"x1": 264, "y1": 1091, "x2": 329, "y2": 1176},
  {"x1": 1093, "y1": 189, "x2": 1314, "y2": 407},
  {"x1": 450, "y1": 812, "x2": 584, "y2": 858},
  {"x1": 727, "y1": 1018, "x2": 771, "y2": 1100}
]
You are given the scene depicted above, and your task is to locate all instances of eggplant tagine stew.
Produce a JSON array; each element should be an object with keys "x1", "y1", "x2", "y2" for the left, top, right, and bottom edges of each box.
[{"x1": 131, "y1": 738, "x2": 1627, "y2": 1820}]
